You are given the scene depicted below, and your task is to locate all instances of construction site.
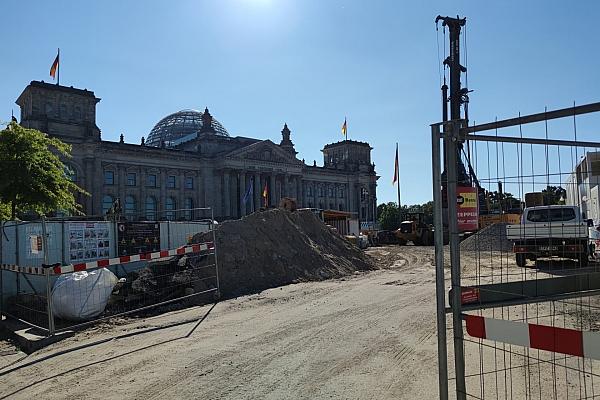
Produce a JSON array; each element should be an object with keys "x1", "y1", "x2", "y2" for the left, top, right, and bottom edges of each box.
[{"x1": 4, "y1": 6, "x2": 600, "y2": 400}]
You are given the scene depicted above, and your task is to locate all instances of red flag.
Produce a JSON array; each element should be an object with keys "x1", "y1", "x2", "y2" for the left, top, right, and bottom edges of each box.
[
  {"x1": 392, "y1": 143, "x2": 399, "y2": 185},
  {"x1": 50, "y1": 51, "x2": 59, "y2": 79}
]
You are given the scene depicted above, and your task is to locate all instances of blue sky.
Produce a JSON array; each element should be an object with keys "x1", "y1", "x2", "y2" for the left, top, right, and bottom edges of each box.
[{"x1": 2, "y1": 0, "x2": 600, "y2": 205}]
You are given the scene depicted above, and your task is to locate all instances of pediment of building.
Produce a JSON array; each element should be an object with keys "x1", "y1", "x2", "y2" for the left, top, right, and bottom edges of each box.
[{"x1": 225, "y1": 140, "x2": 302, "y2": 165}]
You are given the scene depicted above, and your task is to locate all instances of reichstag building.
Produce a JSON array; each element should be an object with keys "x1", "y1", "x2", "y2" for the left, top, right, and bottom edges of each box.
[{"x1": 15, "y1": 81, "x2": 379, "y2": 222}]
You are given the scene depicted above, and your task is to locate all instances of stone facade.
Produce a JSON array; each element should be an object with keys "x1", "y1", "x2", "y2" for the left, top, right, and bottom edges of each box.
[{"x1": 15, "y1": 81, "x2": 379, "y2": 222}]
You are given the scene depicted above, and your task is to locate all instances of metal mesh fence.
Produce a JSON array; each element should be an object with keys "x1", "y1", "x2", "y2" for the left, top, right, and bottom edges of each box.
[
  {"x1": 433, "y1": 104, "x2": 600, "y2": 399},
  {"x1": 0, "y1": 208, "x2": 219, "y2": 335}
]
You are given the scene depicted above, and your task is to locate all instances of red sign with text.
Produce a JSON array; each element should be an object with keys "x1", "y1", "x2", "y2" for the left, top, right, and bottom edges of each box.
[{"x1": 457, "y1": 186, "x2": 479, "y2": 232}]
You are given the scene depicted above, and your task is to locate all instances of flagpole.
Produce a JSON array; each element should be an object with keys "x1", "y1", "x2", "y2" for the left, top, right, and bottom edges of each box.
[
  {"x1": 57, "y1": 48, "x2": 60, "y2": 86},
  {"x1": 396, "y1": 142, "x2": 401, "y2": 211}
]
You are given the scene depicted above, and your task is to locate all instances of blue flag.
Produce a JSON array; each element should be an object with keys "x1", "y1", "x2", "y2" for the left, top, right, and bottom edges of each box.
[{"x1": 243, "y1": 177, "x2": 254, "y2": 204}]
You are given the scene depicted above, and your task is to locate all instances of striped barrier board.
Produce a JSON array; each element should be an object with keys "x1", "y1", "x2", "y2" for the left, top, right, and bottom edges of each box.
[
  {"x1": 0, "y1": 242, "x2": 214, "y2": 276},
  {"x1": 466, "y1": 314, "x2": 600, "y2": 360}
]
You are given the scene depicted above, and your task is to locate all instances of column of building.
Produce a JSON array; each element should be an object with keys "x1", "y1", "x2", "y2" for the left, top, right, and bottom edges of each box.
[
  {"x1": 93, "y1": 158, "x2": 103, "y2": 215},
  {"x1": 140, "y1": 168, "x2": 147, "y2": 219},
  {"x1": 239, "y1": 171, "x2": 246, "y2": 216},
  {"x1": 223, "y1": 169, "x2": 231, "y2": 219},
  {"x1": 296, "y1": 176, "x2": 303, "y2": 207},
  {"x1": 254, "y1": 172, "x2": 261, "y2": 211},
  {"x1": 84, "y1": 157, "x2": 94, "y2": 214},
  {"x1": 159, "y1": 168, "x2": 167, "y2": 220},
  {"x1": 179, "y1": 173, "x2": 185, "y2": 220},
  {"x1": 203, "y1": 165, "x2": 213, "y2": 214}
]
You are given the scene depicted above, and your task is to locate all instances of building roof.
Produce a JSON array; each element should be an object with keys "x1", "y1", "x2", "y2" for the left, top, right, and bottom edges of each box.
[
  {"x1": 26, "y1": 80, "x2": 98, "y2": 97},
  {"x1": 146, "y1": 109, "x2": 229, "y2": 147},
  {"x1": 323, "y1": 139, "x2": 372, "y2": 150}
]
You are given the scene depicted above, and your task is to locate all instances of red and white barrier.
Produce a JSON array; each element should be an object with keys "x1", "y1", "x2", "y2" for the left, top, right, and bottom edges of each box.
[
  {"x1": 466, "y1": 314, "x2": 600, "y2": 360},
  {"x1": 0, "y1": 242, "x2": 214, "y2": 276}
]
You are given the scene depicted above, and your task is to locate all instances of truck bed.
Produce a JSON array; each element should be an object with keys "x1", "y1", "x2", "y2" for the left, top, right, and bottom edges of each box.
[{"x1": 506, "y1": 223, "x2": 588, "y2": 240}]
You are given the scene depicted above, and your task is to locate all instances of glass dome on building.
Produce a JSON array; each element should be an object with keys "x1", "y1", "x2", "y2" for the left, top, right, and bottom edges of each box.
[{"x1": 146, "y1": 109, "x2": 229, "y2": 147}]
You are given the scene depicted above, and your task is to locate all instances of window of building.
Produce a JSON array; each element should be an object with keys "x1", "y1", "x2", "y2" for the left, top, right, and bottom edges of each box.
[
  {"x1": 329, "y1": 203, "x2": 334, "y2": 209},
  {"x1": 307, "y1": 186, "x2": 312, "y2": 196},
  {"x1": 319, "y1": 202, "x2": 323, "y2": 209},
  {"x1": 125, "y1": 196, "x2": 136, "y2": 219},
  {"x1": 361, "y1": 207, "x2": 366, "y2": 219},
  {"x1": 340, "y1": 188, "x2": 344, "y2": 198},
  {"x1": 127, "y1": 172, "x2": 136, "y2": 186},
  {"x1": 146, "y1": 174, "x2": 157, "y2": 187},
  {"x1": 104, "y1": 170, "x2": 114, "y2": 185},
  {"x1": 166, "y1": 197, "x2": 176, "y2": 220},
  {"x1": 184, "y1": 198, "x2": 193, "y2": 220},
  {"x1": 102, "y1": 195, "x2": 113, "y2": 215},
  {"x1": 339, "y1": 204, "x2": 343, "y2": 211},
  {"x1": 185, "y1": 177, "x2": 193, "y2": 189},
  {"x1": 145, "y1": 197, "x2": 157, "y2": 220},
  {"x1": 328, "y1": 187, "x2": 334, "y2": 197},
  {"x1": 167, "y1": 175, "x2": 176, "y2": 189},
  {"x1": 318, "y1": 187, "x2": 324, "y2": 197},
  {"x1": 592, "y1": 160, "x2": 600, "y2": 176},
  {"x1": 308, "y1": 202, "x2": 313, "y2": 208},
  {"x1": 64, "y1": 164, "x2": 77, "y2": 182}
]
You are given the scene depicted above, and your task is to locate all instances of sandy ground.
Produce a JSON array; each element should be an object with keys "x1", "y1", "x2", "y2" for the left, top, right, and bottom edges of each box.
[
  {"x1": 0, "y1": 246, "x2": 442, "y2": 400},
  {"x1": 3, "y1": 245, "x2": 599, "y2": 399}
]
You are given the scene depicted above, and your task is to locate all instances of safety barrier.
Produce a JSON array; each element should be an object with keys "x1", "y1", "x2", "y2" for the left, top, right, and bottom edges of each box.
[{"x1": 0, "y1": 208, "x2": 219, "y2": 336}]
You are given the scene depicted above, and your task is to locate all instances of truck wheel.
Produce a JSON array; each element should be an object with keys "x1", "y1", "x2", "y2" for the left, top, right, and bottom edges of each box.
[
  {"x1": 516, "y1": 253, "x2": 527, "y2": 268},
  {"x1": 398, "y1": 239, "x2": 407, "y2": 246}
]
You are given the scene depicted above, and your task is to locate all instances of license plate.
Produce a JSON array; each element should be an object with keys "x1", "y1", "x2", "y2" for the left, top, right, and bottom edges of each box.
[{"x1": 539, "y1": 246, "x2": 558, "y2": 251}]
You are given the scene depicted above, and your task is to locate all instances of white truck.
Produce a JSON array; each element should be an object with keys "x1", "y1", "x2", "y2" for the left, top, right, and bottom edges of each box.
[{"x1": 506, "y1": 205, "x2": 592, "y2": 268}]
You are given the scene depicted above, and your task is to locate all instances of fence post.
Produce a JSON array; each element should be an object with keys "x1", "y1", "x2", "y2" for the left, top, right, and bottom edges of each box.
[
  {"x1": 211, "y1": 208, "x2": 220, "y2": 299},
  {"x1": 446, "y1": 121, "x2": 466, "y2": 399},
  {"x1": 41, "y1": 216, "x2": 55, "y2": 336},
  {"x1": 15, "y1": 222, "x2": 20, "y2": 299},
  {"x1": 432, "y1": 124, "x2": 449, "y2": 400},
  {"x1": 167, "y1": 221, "x2": 171, "y2": 249},
  {"x1": 61, "y1": 219, "x2": 66, "y2": 264}
]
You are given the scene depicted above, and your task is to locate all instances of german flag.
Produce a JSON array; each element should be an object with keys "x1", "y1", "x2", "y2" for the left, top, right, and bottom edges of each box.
[
  {"x1": 341, "y1": 118, "x2": 347, "y2": 137},
  {"x1": 50, "y1": 50, "x2": 59, "y2": 80},
  {"x1": 262, "y1": 181, "x2": 269, "y2": 207}
]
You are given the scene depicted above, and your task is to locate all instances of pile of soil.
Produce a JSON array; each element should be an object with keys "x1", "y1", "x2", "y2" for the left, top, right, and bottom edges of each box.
[
  {"x1": 191, "y1": 208, "x2": 376, "y2": 297},
  {"x1": 460, "y1": 223, "x2": 513, "y2": 253}
]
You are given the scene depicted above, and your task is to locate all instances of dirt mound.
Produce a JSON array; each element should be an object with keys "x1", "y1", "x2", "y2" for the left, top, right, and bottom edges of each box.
[
  {"x1": 192, "y1": 208, "x2": 376, "y2": 297},
  {"x1": 460, "y1": 223, "x2": 513, "y2": 253}
]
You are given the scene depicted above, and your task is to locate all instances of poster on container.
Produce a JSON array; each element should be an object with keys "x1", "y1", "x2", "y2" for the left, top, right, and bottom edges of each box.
[
  {"x1": 69, "y1": 222, "x2": 111, "y2": 262},
  {"x1": 457, "y1": 186, "x2": 479, "y2": 232},
  {"x1": 24, "y1": 225, "x2": 44, "y2": 259},
  {"x1": 117, "y1": 222, "x2": 160, "y2": 256}
]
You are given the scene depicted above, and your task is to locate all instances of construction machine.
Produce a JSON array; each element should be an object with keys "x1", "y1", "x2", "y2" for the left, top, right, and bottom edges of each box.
[{"x1": 395, "y1": 211, "x2": 435, "y2": 246}]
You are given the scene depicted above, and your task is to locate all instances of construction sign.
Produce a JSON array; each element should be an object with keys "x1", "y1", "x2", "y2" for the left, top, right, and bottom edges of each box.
[
  {"x1": 457, "y1": 186, "x2": 479, "y2": 232},
  {"x1": 117, "y1": 222, "x2": 161, "y2": 256}
]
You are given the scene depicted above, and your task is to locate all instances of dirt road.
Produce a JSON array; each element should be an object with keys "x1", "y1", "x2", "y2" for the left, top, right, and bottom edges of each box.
[{"x1": 0, "y1": 246, "x2": 443, "y2": 400}]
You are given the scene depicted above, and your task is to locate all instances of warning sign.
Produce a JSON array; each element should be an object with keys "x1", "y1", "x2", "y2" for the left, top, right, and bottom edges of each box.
[
  {"x1": 117, "y1": 222, "x2": 161, "y2": 256},
  {"x1": 457, "y1": 186, "x2": 479, "y2": 232},
  {"x1": 461, "y1": 287, "x2": 480, "y2": 304}
]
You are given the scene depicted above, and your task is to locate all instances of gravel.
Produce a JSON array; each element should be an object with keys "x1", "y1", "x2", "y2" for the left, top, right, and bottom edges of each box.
[{"x1": 460, "y1": 223, "x2": 513, "y2": 252}]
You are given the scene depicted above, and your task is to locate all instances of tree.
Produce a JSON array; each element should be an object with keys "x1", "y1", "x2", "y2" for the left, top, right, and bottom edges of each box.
[
  {"x1": 377, "y1": 202, "x2": 401, "y2": 231},
  {"x1": 0, "y1": 122, "x2": 86, "y2": 219},
  {"x1": 486, "y1": 190, "x2": 519, "y2": 212},
  {"x1": 542, "y1": 186, "x2": 567, "y2": 205}
]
